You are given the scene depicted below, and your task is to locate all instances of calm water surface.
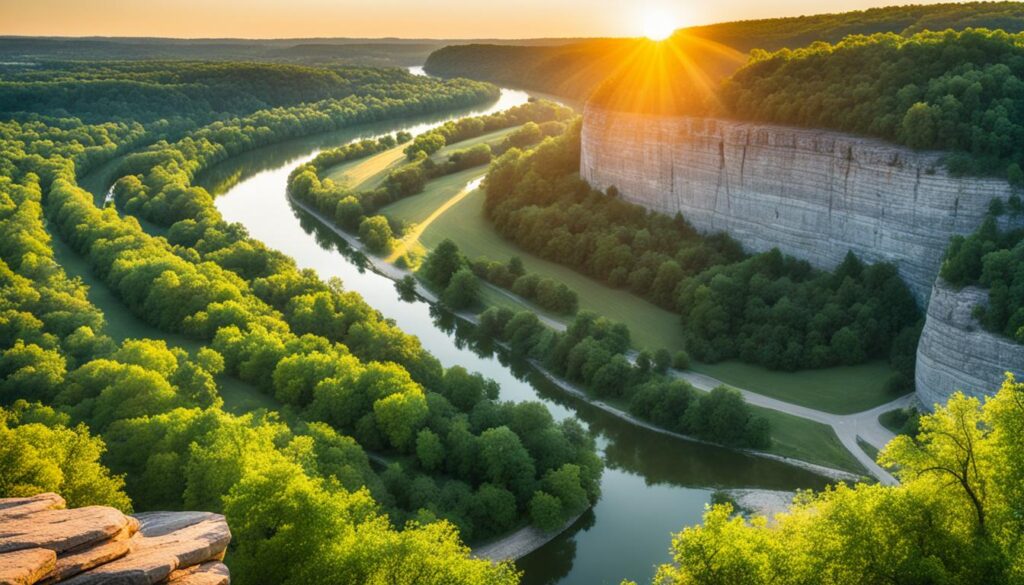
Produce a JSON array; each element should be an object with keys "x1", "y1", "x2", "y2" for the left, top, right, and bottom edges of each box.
[{"x1": 86, "y1": 76, "x2": 831, "y2": 585}]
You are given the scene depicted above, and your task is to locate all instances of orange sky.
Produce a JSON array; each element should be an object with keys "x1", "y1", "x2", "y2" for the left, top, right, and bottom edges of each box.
[{"x1": 0, "y1": 0, "x2": 973, "y2": 39}]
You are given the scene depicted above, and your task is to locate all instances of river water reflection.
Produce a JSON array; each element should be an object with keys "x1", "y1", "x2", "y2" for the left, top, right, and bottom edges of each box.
[{"x1": 189, "y1": 85, "x2": 833, "y2": 584}]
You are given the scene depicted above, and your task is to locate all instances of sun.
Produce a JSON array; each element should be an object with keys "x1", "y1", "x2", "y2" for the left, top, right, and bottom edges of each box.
[{"x1": 642, "y1": 8, "x2": 677, "y2": 41}]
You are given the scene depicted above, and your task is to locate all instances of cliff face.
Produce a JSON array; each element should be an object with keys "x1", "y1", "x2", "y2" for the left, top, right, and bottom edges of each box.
[
  {"x1": 581, "y1": 105, "x2": 1024, "y2": 408},
  {"x1": 915, "y1": 280, "x2": 1024, "y2": 408},
  {"x1": 580, "y1": 105, "x2": 1013, "y2": 306}
]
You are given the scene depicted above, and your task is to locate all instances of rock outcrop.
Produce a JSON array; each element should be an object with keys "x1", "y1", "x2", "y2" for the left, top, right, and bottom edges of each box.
[
  {"x1": 580, "y1": 104, "x2": 1015, "y2": 306},
  {"x1": 0, "y1": 494, "x2": 231, "y2": 585},
  {"x1": 915, "y1": 279, "x2": 1024, "y2": 408}
]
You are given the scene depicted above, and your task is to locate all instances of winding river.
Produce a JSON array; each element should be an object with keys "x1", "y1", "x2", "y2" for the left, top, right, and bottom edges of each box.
[{"x1": 83, "y1": 74, "x2": 832, "y2": 584}]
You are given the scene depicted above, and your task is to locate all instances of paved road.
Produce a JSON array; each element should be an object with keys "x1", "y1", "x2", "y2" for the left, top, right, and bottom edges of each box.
[{"x1": 673, "y1": 369, "x2": 911, "y2": 485}]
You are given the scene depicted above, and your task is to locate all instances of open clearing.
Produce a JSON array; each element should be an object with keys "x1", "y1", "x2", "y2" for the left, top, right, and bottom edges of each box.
[{"x1": 323, "y1": 145, "x2": 408, "y2": 190}]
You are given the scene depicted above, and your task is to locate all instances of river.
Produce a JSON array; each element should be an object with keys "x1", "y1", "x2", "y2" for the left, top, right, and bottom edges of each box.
[{"x1": 83, "y1": 74, "x2": 831, "y2": 585}]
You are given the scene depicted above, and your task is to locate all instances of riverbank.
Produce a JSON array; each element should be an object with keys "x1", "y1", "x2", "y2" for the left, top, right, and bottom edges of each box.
[
  {"x1": 289, "y1": 194, "x2": 868, "y2": 483},
  {"x1": 474, "y1": 511, "x2": 588, "y2": 562}
]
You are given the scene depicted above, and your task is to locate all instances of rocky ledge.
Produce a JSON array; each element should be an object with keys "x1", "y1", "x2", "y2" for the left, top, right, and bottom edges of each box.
[
  {"x1": 0, "y1": 493, "x2": 231, "y2": 585},
  {"x1": 915, "y1": 279, "x2": 1024, "y2": 409}
]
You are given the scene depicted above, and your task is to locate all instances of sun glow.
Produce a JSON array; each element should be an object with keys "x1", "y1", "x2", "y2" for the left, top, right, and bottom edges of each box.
[{"x1": 642, "y1": 8, "x2": 677, "y2": 41}]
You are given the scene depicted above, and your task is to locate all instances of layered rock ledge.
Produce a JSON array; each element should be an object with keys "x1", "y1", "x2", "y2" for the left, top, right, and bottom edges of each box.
[
  {"x1": 580, "y1": 105, "x2": 1016, "y2": 306},
  {"x1": 0, "y1": 493, "x2": 231, "y2": 585},
  {"x1": 915, "y1": 280, "x2": 1024, "y2": 408}
]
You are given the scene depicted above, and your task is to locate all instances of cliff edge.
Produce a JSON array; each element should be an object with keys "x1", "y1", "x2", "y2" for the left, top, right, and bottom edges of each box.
[
  {"x1": 915, "y1": 279, "x2": 1024, "y2": 408},
  {"x1": 0, "y1": 493, "x2": 231, "y2": 585},
  {"x1": 580, "y1": 104, "x2": 1013, "y2": 306}
]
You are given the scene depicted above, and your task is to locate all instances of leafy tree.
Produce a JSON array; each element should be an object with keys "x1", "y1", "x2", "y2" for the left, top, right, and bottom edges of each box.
[
  {"x1": 421, "y1": 239, "x2": 465, "y2": 288},
  {"x1": 443, "y1": 268, "x2": 480, "y2": 310},
  {"x1": 646, "y1": 375, "x2": 1024, "y2": 585},
  {"x1": 0, "y1": 403, "x2": 131, "y2": 511},
  {"x1": 529, "y1": 491, "x2": 564, "y2": 532},
  {"x1": 416, "y1": 429, "x2": 445, "y2": 472}
]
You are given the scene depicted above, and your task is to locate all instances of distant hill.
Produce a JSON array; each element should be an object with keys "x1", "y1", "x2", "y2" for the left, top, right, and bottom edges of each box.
[
  {"x1": 0, "y1": 36, "x2": 584, "y2": 68},
  {"x1": 424, "y1": 2, "x2": 1024, "y2": 108}
]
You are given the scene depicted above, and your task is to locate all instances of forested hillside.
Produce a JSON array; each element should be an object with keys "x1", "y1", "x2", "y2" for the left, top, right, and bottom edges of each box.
[
  {"x1": 424, "y1": 2, "x2": 1024, "y2": 105},
  {"x1": 720, "y1": 29, "x2": 1024, "y2": 182},
  {"x1": 0, "y1": 61, "x2": 486, "y2": 130},
  {"x1": 0, "y1": 36, "x2": 582, "y2": 68},
  {"x1": 0, "y1": 64, "x2": 598, "y2": 584}
]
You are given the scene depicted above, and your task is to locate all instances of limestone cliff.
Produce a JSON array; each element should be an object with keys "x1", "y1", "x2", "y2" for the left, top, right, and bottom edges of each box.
[
  {"x1": 915, "y1": 280, "x2": 1024, "y2": 408},
  {"x1": 580, "y1": 105, "x2": 1013, "y2": 306},
  {"x1": 581, "y1": 104, "x2": 1024, "y2": 408}
]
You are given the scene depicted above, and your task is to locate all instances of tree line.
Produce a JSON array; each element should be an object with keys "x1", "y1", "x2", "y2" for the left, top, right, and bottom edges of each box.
[
  {"x1": 414, "y1": 238, "x2": 768, "y2": 449},
  {"x1": 287, "y1": 99, "x2": 572, "y2": 255},
  {"x1": 720, "y1": 29, "x2": 1024, "y2": 183},
  {"x1": 484, "y1": 124, "x2": 922, "y2": 392}
]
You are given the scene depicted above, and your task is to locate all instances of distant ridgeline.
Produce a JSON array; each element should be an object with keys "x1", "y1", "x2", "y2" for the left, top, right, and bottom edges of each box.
[
  {"x1": 424, "y1": 1, "x2": 1024, "y2": 109},
  {"x1": 0, "y1": 36, "x2": 580, "y2": 68}
]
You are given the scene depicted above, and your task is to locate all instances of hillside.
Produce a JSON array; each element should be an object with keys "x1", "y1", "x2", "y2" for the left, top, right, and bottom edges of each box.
[{"x1": 424, "y1": 2, "x2": 1024, "y2": 106}]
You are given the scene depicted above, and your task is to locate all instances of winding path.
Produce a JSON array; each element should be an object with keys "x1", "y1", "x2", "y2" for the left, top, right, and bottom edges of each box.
[
  {"x1": 291, "y1": 184, "x2": 908, "y2": 485},
  {"x1": 673, "y1": 369, "x2": 909, "y2": 485}
]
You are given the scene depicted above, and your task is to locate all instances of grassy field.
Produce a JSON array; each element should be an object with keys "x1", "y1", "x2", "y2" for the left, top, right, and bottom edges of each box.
[
  {"x1": 323, "y1": 145, "x2": 408, "y2": 190},
  {"x1": 857, "y1": 438, "x2": 881, "y2": 463},
  {"x1": 756, "y1": 407, "x2": 868, "y2": 475},
  {"x1": 695, "y1": 360, "x2": 896, "y2": 415},
  {"x1": 321, "y1": 127, "x2": 517, "y2": 191}
]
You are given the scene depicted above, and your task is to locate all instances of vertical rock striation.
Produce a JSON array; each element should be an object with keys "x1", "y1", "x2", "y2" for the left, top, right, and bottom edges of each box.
[
  {"x1": 915, "y1": 280, "x2": 1024, "y2": 409},
  {"x1": 580, "y1": 104, "x2": 1024, "y2": 408},
  {"x1": 580, "y1": 104, "x2": 1013, "y2": 306}
]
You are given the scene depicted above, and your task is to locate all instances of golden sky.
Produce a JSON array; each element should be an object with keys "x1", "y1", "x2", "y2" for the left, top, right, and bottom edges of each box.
[{"x1": 1, "y1": 0, "x2": 972, "y2": 39}]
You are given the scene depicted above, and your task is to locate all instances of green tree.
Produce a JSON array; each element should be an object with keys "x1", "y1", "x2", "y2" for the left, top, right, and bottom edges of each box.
[
  {"x1": 529, "y1": 490, "x2": 564, "y2": 532},
  {"x1": 443, "y1": 268, "x2": 480, "y2": 310}
]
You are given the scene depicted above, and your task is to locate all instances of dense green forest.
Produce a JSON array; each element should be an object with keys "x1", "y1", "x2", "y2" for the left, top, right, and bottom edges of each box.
[
  {"x1": 720, "y1": 29, "x2": 1024, "y2": 182},
  {"x1": 632, "y1": 375, "x2": 1024, "y2": 585},
  {"x1": 0, "y1": 61, "x2": 495, "y2": 131},
  {"x1": 424, "y1": 2, "x2": 1024, "y2": 105},
  {"x1": 941, "y1": 202, "x2": 1024, "y2": 343},
  {"x1": 483, "y1": 125, "x2": 921, "y2": 390},
  {"x1": 0, "y1": 64, "x2": 599, "y2": 583}
]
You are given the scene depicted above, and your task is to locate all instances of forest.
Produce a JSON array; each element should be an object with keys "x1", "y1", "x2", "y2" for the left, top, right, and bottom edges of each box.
[
  {"x1": 424, "y1": 2, "x2": 1024, "y2": 106},
  {"x1": 632, "y1": 375, "x2": 1024, "y2": 585},
  {"x1": 0, "y1": 64, "x2": 598, "y2": 584},
  {"x1": 720, "y1": 29, "x2": 1024, "y2": 182},
  {"x1": 418, "y1": 238, "x2": 770, "y2": 448},
  {"x1": 940, "y1": 200, "x2": 1024, "y2": 342},
  {"x1": 483, "y1": 125, "x2": 922, "y2": 391},
  {"x1": 0, "y1": 61, "x2": 497, "y2": 132}
]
